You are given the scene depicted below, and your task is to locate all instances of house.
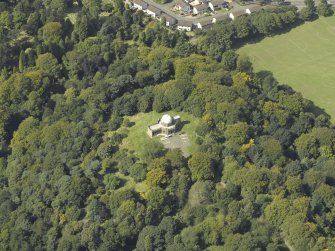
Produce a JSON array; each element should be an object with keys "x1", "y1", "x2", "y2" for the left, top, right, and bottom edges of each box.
[
  {"x1": 133, "y1": 0, "x2": 148, "y2": 10},
  {"x1": 229, "y1": 10, "x2": 245, "y2": 20},
  {"x1": 212, "y1": 15, "x2": 227, "y2": 23},
  {"x1": 147, "y1": 114, "x2": 181, "y2": 138},
  {"x1": 196, "y1": 19, "x2": 213, "y2": 29},
  {"x1": 146, "y1": 5, "x2": 161, "y2": 18},
  {"x1": 177, "y1": 20, "x2": 193, "y2": 31},
  {"x1": 175, "y1": 0, "x2": 191, "y2": 14},
  {"x1": 161, "y1": 13, "x2": 177, "y2": 27},
  {"x1": 245, "y1": 5, "x2": 262, "y2": 15},
  {"x1": 209, "y1": 0, "x2": 227, "y2": 12},
  {"x1": 193, "y1": 4, "x2": 208, "y2": 15}
]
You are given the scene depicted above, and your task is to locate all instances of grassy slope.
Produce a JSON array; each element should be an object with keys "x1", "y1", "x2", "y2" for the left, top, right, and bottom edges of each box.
[
  {"x1": 238, "y1": 16, "x2": 335, "y2": 122},
  {"x1": 121, "y1": 111, "x2": 199, "y2": 159}
]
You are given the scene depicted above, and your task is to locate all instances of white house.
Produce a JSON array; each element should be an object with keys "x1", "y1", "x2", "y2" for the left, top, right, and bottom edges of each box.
[
  {"x1": 193, "y1": 4, "x2": 208, "y2": 15},
  {"x1": 161, "y1": 13, "x2": 177, "y2": 27},
  {"x1": 147, "y1": 114, "x2": 181, "y2": 138},
  {"x1": 208, "y1": 0, "x2": 227, "y2": 12},
  {"x1": 146, "y1": 5, "x2": 161, "y2": 18},
  {"x1": 133, "y1": 0, "x2": 148, "y2": 10},
  {"x1": 229, "y1": 10, "x2": 245, "y2": 20},
  {"x1": 177, "y1": 20, "x2": 193, "y2": 31}
]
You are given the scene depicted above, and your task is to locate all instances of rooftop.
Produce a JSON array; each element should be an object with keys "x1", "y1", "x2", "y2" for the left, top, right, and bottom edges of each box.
[
  {"x1": 177, "y1": 20, "x2": 193, "y2": 27},
  {"x1": 161, "y1": 114, "x2": 173, "y2": 125},
  {"x1": 210, "y1": 0, "x2": 226, "y2": 6},
  {"x1": 148, "y1": 5, "x2": 161, "y2": 14},
  {"x1": 194, "y1": 4, "x2": 208, "y2": 10},
  {"x1": 133, "y1": 0, "x2": 147, "y2": 6},
  {"x1": 176, "y1": 0, "x2": 190, "y2": 8},
  {"x1": 161, "y1": 13, "x2": 177, "y2": 22},
  {"x1": 198, "y1": 19, "x2": 213, "y2": 27}
]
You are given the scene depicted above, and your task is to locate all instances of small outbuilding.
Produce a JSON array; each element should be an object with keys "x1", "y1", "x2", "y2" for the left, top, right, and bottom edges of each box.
[{"x1": 147, "y1": 114, "x2": 181, "y2": 138}]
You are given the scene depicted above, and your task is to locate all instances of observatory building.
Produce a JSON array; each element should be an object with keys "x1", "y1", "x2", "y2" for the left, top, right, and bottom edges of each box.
[{"x1": 147, "y1": 114, "x2": 181, "y2": 138}]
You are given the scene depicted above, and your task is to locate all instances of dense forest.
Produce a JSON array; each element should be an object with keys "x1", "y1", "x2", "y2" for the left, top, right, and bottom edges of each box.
[{"x1": 0, "y1": 0, "x2": 335, "y2": 250}]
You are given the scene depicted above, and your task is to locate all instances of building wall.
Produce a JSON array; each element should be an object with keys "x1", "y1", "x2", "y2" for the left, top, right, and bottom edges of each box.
[
  {"x1": 177, "y1": 25, "x2": 192, "y2": 31},
  {"x1": 134, "y1": 3, "x2": 143, "y2": 10}
]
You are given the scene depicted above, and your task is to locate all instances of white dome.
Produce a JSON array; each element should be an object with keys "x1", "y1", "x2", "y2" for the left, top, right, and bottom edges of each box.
[{"x1": 161, "y1": 114, "x2": 173, "y2": 125}]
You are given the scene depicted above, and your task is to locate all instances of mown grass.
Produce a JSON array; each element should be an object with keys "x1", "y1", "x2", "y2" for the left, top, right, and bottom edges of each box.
[
  {"x1": 238, "y1": 15, "x2": 335, "y2": 122},
  {"x1": 121, "y1": 111, "x2": 199, "y2": 159}
]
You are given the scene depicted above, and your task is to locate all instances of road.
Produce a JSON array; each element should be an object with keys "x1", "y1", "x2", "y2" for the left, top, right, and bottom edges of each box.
[{"x1": 141, "y1": 0, "x2": 262, "y2": 24}]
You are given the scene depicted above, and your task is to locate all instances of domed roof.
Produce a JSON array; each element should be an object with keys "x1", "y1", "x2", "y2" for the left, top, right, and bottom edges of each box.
[{"x1": 161, "y1": 114, "x2": 173, "y2": 125}]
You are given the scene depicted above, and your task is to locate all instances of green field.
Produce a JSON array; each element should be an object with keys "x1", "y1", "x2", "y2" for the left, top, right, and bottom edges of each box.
[
  {"x1": 121, "y1": 111, "x2": 199, "y2": 159},
  {"x1": 238, "y1": 16, "x2": 335, "y2": 122}
]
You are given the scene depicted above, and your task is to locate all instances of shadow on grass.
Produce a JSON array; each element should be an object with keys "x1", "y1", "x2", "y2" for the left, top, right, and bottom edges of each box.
[
  {"x1": 233, "y1": 19, "x2": 306, "y2": 49},
  {"x1": 256, "y1": 70, "x2": 331, "y2": 120},
  {"x1": 178, "y1": 120, "x2": 190, "y2": 132}
]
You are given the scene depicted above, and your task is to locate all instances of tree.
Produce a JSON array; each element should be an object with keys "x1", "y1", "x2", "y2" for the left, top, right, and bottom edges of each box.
[
  {"x1": 42, "y1": 22, "x2": 63, "y2": 44},
  {"x1": 188, "y1": 152, "x2": 214, "y2": 181},
  {"x1": 300, "y1": 0, "x2": 316, "y2": 20},
  {"x1": 221, "y1": 50, "x2": 237, "y2": 71},
  {"x1": 294, "y1": 133, "x2": 319, "y2": 159},
  {"x1": 146, "y1": 168, "x2": 168, "y2": 188},
  {"x1": 36, "y1": 53, "x2": 62, "y2": 78},
  {"x1": 188, "y1": 180, "x2": 215, "y2": 206},
  {"x1": 233, "y1": 15, "x2": 251, "y2": 39},
  {"x1": 18, "y1": 50, "x2": 26, "y2": 72},
  {"x1": 317, "y1": 0, "x2": 333, "y2": 16},
  {"x1": 236, "y1": 54, "x2": 253, "y2": 73}
]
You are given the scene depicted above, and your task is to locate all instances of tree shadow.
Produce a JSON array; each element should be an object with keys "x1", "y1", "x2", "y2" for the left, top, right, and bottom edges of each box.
[
  {"x1": 256, "y1": 70, "x2": 332, "y2": 120},
  {"x1": 178, "y1": 120, "x2": 190, "y2": 132}
]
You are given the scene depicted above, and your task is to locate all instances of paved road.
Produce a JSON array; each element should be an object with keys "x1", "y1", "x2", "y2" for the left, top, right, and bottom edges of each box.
[{"x1": 142, "y1": 0, "x2": 262, "y2": 24}]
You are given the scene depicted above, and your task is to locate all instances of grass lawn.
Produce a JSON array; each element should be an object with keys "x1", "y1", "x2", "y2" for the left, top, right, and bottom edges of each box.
[
  {"x1": 238, "y1": 16, "x2": 335, "y2": 122},
  {"x1": 121, "y1": 111, "x2": 199, "y2": 160},
  {"x1": 114, "y1": 172, "x2": 148, "y2": 194}
]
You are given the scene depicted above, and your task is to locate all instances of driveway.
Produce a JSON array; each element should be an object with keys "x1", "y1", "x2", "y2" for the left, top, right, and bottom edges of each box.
[{"x1": 160, "y1": 133, "x2": 191, "y2": 157}]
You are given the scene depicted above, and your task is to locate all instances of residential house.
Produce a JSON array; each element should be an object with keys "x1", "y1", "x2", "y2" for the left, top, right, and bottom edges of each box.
[
  {"x1": 212, "y1": 15, "x2": 227, "y2": 23},
  {"x1": 196, "y1": 19, "x2": 213, "y2": 29},
  {"x1": 245, "y1": 5, "x2": 262, "y2": 15},
  {"x1": 193, "y1": 4, "x2": 208, "y2": 15},
  {"x1": 209, "y1": 0, "x2": 227, "y2": 12},
  {"x1": 177, "y1": 20, "x2": 193, "y2": 31},
  {"x1": 133, "y1": 0, "x2": 148, "y2": 10},
  {"x1": 175, "y1": 0, "x2": 192, "y2": 14},
  {"x1": 147, "y1": 5, "x2": 161, "y2": 18},
  {"x1": 229, "y1": 10, "x2": 245, "y2": 20},
  {"x1": 161, "y1": 13, "x2": 177, "y2": 27}
]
